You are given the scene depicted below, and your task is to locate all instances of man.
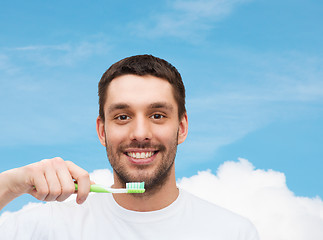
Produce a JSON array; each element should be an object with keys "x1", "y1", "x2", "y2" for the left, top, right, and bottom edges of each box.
[{"x1": 0, "y1": 55, "x2": 259, "y2": 239}]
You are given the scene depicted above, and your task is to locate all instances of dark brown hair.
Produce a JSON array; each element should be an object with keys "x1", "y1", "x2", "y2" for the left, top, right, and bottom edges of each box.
[{"x1": 98, "y1": 54, "x2": 186, "y2": 120}]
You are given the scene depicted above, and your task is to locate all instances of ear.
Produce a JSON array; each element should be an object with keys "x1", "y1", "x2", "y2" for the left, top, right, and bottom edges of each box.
[
  {"x1": 177, "y1": 112, "x2": 188, "y2": 145},
  {"x1": 96, "y1": 116, "x2": 106, "y2": 147}
]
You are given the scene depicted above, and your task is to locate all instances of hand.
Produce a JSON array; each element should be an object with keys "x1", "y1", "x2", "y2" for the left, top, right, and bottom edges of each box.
[{"x1": 0, "y1": 157, "x2": 91, "y2": 209}]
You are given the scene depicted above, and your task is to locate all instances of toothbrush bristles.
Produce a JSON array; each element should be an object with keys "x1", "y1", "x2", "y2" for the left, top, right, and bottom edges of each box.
[{"x1": 126, "y1": 182, "x2": 145, "y2": 193}]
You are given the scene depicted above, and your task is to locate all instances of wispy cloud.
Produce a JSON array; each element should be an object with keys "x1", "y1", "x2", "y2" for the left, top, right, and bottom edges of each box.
[
  {"x1": 6, "y1": 39, "x2": 111, "y2": 67},
  {"x1": 131, "y1": 0, "x2": 253, "y2": 41},
  {"x1": 0, "y1": 77, "x2": 98, "y2": 146},
  {"x1": 182, "y1": 50, "x2": 323, "y2": 161},
  {"x1": 172, "y1": 0, "x2": 251, "y2": 17},
  {"x1": 0, "y1": 54, "x2": 19, "y2": 75},
  {"x1": 0, "y1": 37, "x2": 112, "y2": 146},
  {"x1": 2, "y1": 159, "x2": 322, "y2": 239},
  {"x1": 12, "y1": 45, "x2": 70, "y2": 51}
]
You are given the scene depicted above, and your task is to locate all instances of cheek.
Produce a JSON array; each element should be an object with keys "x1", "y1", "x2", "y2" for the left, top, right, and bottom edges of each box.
[
  {"x1": 105, "y1": 125, "x2": 128, "y2": 145},
  {"x1": 152, "y1": 125, "x2": 178, "y2": 143}
]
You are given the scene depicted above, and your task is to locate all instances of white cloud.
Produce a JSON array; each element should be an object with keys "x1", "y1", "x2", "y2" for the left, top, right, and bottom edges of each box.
[
  {"x1": 1, "y1": 159, "x2": 323, "y2": 239},
  {"x1": 178, "y1": 159, "x2": 323, "y2": 240},
  {"x1": 89, "y1": 168, "x2": 114, "y2": 185}
]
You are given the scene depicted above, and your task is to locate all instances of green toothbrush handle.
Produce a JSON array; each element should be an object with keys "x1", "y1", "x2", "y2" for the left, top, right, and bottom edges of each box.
[{"x1": 74, "y1": 183, "x2": 112, "y2": 193}]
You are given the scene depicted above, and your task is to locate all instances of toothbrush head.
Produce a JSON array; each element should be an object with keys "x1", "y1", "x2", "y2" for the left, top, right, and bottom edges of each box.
[{"x1": 126, "y1": 182, "x2": 145, "y2": 193}]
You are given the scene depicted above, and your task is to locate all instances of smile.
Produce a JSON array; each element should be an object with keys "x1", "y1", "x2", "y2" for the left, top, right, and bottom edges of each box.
[{"x1": 126, "y1": 151, "x2": 157, "y2": 159}]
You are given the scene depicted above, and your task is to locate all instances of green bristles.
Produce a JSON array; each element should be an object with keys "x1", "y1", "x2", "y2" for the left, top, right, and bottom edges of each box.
[{"x1": 126, "y1": 182, "x2": 145, "y2": 193}]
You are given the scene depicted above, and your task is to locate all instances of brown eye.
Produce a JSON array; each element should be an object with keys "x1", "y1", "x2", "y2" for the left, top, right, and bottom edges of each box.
[
  {"x1": 151, "y1": 114, "x2": 164, "y2": 120},
  {"x1": 116, "y1": 115, "x2": 130, "y2": 121}
]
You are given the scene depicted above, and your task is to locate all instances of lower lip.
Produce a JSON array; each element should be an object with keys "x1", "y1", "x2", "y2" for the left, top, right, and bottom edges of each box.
[{"x1": 126, "y1": 152, "x2": 157, "y2": 165}]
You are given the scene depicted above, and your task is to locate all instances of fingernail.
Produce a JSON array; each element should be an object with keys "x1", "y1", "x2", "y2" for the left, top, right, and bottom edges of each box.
[{"x1": 77, "y1": 197, "x2": 85, "y2": 204}]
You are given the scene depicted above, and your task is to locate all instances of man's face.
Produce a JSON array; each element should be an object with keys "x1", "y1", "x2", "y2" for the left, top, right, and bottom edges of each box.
[{"x1": 97, "y1": 74, "x2": 188, "y2": 191}]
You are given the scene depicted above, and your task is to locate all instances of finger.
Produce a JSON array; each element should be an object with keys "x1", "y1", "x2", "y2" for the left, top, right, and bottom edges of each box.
[
  {"x1": 65, "y1": 161, "x2": 90, "y2": 204},
  {"x1": 43, "y1": 167, "x2": 62, "y2": 202},
  {"x1": 29, "y1": 172, "x2": 49, "y2": 201},
  {"x1": 55, "y1": 166, "x2": 76, "y2": 202}
]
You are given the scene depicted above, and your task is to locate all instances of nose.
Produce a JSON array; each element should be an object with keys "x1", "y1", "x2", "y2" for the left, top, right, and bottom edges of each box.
[{"x1": 129, "y1": 115, "x2": 152, "y2": 142}]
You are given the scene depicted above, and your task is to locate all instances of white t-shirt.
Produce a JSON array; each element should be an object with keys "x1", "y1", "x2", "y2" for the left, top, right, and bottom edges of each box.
[{"x1": 0, "y1": 189, "x2": 259, "y2": 240}]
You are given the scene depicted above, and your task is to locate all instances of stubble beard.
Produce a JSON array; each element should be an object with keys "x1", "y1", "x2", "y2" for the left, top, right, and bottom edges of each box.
[{"x1": 104, "y1": 132, "x2": 179, "y2": 194}]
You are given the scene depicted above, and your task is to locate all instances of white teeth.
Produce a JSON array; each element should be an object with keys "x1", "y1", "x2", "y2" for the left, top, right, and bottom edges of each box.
[{"x1": 127, "y1": 151, "x2": 154, "y2": 159}]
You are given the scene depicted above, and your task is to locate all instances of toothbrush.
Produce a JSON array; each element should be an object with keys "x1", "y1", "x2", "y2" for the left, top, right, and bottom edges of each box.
[{"x1": 74, "y1": 182, "x2": 145, "y2": 193}]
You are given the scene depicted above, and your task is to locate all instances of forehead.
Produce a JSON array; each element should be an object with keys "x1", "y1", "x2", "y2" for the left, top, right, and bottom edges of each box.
[{"x1": 105, "y1": 74, "x2": 177, "y2": 110}]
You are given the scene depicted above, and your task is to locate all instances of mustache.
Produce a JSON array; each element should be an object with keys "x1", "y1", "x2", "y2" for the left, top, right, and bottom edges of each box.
[{"x1": 118, "y1": 141, "x2": 166, "y2": 152}]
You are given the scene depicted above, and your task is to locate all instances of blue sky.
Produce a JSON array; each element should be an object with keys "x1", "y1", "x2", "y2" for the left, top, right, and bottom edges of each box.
[{"x1": 0, "y1": 0, "x2": 322, "y2": 212}]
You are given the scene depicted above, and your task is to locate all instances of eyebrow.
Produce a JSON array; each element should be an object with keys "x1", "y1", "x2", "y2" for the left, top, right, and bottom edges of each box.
[
  {"x1": 107, "y1": 103, "x2": 130, "y2": 114},
  {"x1": 148, "y1": 102, "x2": 174, "y2": 112},
  {"x1": 107, "y1": 102, "x2": 174, "y2": 114}
]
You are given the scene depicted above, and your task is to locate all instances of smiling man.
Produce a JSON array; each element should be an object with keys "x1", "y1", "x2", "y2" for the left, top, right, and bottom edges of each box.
[
  {"x1": 97, "y1": 72, "x2": 188, "y2": 211},
  {"x1": 0, "y1": 55, "x2": 259, "y2": 239}
]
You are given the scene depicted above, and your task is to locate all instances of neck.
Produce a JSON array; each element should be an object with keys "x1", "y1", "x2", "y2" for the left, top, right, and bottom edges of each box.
[{"x1": 112, "y1": 167, "x2": 179, "y2": 212}]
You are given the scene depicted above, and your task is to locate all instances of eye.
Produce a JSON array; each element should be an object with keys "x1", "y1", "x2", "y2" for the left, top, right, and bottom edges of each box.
[
  {"x1": 115, "y1": 115, "x2": 130, "y2": 121},
  {"x1": 150, "y1": 114, "x2": 165, "y2": 120}
]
